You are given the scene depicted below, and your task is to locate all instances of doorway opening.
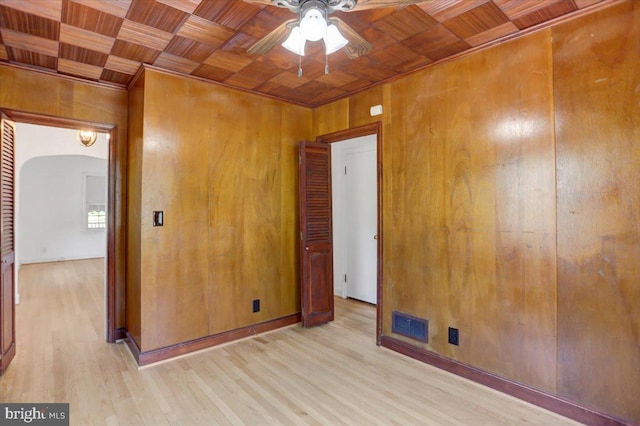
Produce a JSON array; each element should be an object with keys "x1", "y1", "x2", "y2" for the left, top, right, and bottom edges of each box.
[
  {"x1": 2, "y1": 110, "x2": 118, "y2": 345},
  {"x1": 16, "y1": 123, "x2": 109, "y2": 337},
  {"x1": 316, "y1": 122, "x2": 383, "y2": 343}
]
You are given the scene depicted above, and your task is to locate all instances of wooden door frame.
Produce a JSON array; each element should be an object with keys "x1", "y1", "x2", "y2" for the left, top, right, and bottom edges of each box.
[
  {"x1": 316, "y1": 121, "x2": 383, "y2": 345},
  {"x1": 2, "y1": 109, "x2": 119, "y2": 343}
]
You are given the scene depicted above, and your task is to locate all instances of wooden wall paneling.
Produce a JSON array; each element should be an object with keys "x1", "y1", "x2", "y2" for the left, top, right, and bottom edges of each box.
[
  {"x1": 141, "y1": 69, "x2": 210, "y2": 351},
  {"x1": 553, "y1": 1, "x2": 640, "y2": 423},
  {"x1": 348, "y1": 85, "x2": 384, "y2": 129},
  {"x1": 312, "y1": 98, "x2": 349, "y2": 136},
  {"x1": 126, "y1": 71, "x2": 144, "y2": 348},
  {"x1": 279, "y1": 103, "x2": 313, "y2": 315},
  {"x1": 206, "y1": 86, "x2": 281, "y2": 334},
  {"x1": 0, "y1": 64, "x2": 128, "y2": 331},
  {"x1": 382, "y1": 30, "x2": 558, "y2": 393}
]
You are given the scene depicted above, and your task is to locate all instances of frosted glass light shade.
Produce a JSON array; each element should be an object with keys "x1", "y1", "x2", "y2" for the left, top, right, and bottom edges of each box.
[
  {"x1": 324, "y1": 24, "x2": 348, "y2": 54},
  {"x1": 282, "y1": 26, "x2": 305, "y2": 56},
  {"x1": 299, "y1": 8, "x2": 326, "y2": 41}
]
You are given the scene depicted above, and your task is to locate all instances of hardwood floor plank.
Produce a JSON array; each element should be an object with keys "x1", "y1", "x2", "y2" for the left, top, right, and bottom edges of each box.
[{"x1": 0, "y1": 260, "x2": 582, "y2": 425}]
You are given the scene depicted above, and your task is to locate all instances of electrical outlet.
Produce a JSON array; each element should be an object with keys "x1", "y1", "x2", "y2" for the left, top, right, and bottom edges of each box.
[
  {"x1": 252, "y1": 299, "x2": 260, "y2": 313},
  {"x1": 448, "y1": 327, "x2": 459, "y2": 346}
]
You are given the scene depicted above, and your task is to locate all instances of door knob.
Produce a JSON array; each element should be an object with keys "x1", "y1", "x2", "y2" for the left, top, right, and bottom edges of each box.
[
  {"x1": 373, "y1": 235, "x2": 378, "y2": 240},
  {"x1": 305, "y1": 247, "x2": 309, "y2": 251}
]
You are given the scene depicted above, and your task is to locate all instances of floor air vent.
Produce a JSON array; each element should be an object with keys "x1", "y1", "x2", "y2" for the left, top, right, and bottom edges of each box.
[{"x1": 392, "y1": 311, "x2": 428, "y2": 342}]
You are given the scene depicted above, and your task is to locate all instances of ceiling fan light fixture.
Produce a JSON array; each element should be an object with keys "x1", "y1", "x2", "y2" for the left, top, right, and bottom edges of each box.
[
  {"x1": 282, "y1": 26, "x2": 306, "y2": 56},
  {"x1": 77, "y1": 129, "x2": 97, "y2": 147},
  {"x1": 324, "y1": 24, "x2": 348, "y2": 55},
  {"x1": 299, "y1": 8, "x2": 326, "y2": 41}
]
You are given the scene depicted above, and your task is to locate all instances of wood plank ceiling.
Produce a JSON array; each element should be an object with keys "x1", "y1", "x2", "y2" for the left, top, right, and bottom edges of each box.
[{"x1": 0, "y1": 0, "x2": 608, "y2": 107}]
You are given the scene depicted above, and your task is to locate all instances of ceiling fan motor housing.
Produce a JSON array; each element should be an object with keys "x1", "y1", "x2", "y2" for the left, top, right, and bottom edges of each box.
[{"x1": 271, "y1": 0, "x2": 357, "y2": 13}]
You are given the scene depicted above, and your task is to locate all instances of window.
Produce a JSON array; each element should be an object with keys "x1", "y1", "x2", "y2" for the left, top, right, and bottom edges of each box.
[{"x1": 85, "y1": 175, "x2": 106, "y2": 230}]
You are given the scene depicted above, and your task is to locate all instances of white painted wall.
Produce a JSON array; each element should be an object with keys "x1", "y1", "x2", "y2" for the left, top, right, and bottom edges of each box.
[
  {"x1": 15, "y1": 123, "x2": 108, "y2": 301},
  {"x1": 331, "y1": 135, "x2": 377, "y2": 297}
]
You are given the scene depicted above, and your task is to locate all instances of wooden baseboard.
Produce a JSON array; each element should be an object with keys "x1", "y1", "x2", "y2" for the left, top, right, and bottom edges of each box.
[
  {"x1": 380, "y1": 335, "x2": 629, "y2": 426},
  {"x1": 114, "y1": 327, "x2": 127, "y2": 341},
  {"x1": 126, "y1": 313, "x2": 301, "y2": 366}
]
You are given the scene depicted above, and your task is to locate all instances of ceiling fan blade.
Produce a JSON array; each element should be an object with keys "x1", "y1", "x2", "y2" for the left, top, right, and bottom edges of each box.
[
  {"x1": 248, "y1": 19, "x2": 297, "y2": 55},
  {"x1": 331, "y1": 18, "x2": 373, "y2": 59},
  {"x1": 242, "y1": 0, "x2": 276, "y2": 6},
  {"x1": 350, "y1": 0, "x2": 426, "y2": 11}
]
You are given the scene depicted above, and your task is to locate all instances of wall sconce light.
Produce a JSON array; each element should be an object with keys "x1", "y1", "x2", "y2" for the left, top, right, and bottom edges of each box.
[{"x1": 77, "y1": 130, "x2": 97, "y2": 147}]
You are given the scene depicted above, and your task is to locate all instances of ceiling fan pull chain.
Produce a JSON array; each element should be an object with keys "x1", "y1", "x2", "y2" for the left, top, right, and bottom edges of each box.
[{"x1": 324, "y1": 5, "x2": 329, "y2": 74}]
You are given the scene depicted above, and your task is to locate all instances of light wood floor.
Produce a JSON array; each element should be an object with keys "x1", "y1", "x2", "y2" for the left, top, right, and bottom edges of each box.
[{"x1": 0, "y1": 259, "x2": 581, "y2": 425}]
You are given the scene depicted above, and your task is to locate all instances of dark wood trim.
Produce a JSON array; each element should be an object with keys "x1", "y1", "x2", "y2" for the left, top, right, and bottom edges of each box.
[
  {"x1": 115, "y1": 327, "x2": 127, "y2": 341},
  {"x1": 0, "y1": 342, "x2": 15, "y2": 374},
  {"x1": 2, "y1": 109, "x2": 119, "y2": 343},
  {"x1": 132, "y1": 313, "x2": 301, "y2": 366},
  {"x1": 124, "y1": 331, "x2": 141, "y2": 365},
  {"x1": 380, "y1": 336, "x2": 631, "y2": 426},
  {"x1": 316, "y1": 121, "x2": 383, "y2": 345}
]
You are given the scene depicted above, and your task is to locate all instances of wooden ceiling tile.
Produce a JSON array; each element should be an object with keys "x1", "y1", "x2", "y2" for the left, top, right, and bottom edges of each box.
[
  {"x1": 0, "y1": 28, "x2": 58, "y2": 56},
  {"x1": 153, "y1": 51, "x2": 199, "y2": 74},
  {"x1": 176, "y1": 14, "x2": 235, "y2": 47},
  {"x1": 340, "y1": 79, "x2": 373, "y2": 92},
  {"x1": 316, "y1": 68, "x2": 359, "y2": 87},
  {"x1": 191, "y1": 63, "x2": 234, "y2": 81},
  {"x1": 0, "y1": 6, "x2": 60, "y2": 40},
  {"x1": 0, "y1": 0, "x2": 62, "y2": 21},
  {"x1": 239, "y1": 8, "x2": 288, "y2": 39},
  {"x1": 403, "y1": 24, "x2": 468, "y2": 60},
  {"x1": 60, "y1": 23, "x2": 115, "y2": 54},
  {"x1": 60, "y1": 42, "x2": 108, "y2": 66},
  {"x1": 58, "y1": 57, "x2": 103, "y2": 79},
  {"x1": 268, "y1": 70, "x2": 311, "y2": 89},
  {"x1": 125, "y1": 0, "x2": 189, "y2": 33},
  {"x1": 101, "y1": 68, "x2": 133, "y2": 85},
  {"x1": 219, "y1": 31, "x2": 257, "y2": 55},
  {"x1": 443, "y1": 2, "x2": 510, "y2": 39},
  {"x1": 346, "y1": 56, "x2": 395, "y2": 81},
  {"x1": 118, "y1": 19, "x2": 173, "y2": 51},
  {"x1": 224, "y1": 60, "x2": 283, "y2": 89},
  {"x1": 156, "y1": 0, "x2": 201, "y2": 14},
  {"x1": 197, "y1": 0, "x2": 261, "y2": 30},
  {"x1": 165, "y1": 35, "x2": 217, "y2": 62},
  {"x1": 494, "y1": 0, "x2": 563, "y2": 20},
  {"x1": 256, "y1": 47, "x2": 298, "y2": 70},
  {"x1": 203, "y1": 50, "x2": 251, "y2": 72},
  {"x1": 372, "y1": 6, "x2": 439, "y2": 41},
  {"x1": 104, "y1": 54, "x2": 141, "y2": 74},
  {"x1": 71, "y1": 0, "x2": 132, "y2": 18},
  {"x1": 296, "y1": 80, "x2": 346, "y2": 104},
  {"x1": 512, "y1": 1, "x2": 578, "y2": 29},
  {"x1": 464, "y1": 21, "x2": 518, "y2": 46},
  {"x1": 62, "y1": 1, "x2": 124, "y2": 37},
  {"x1": 193, "y1": 0, "x2": 228, "y2": 21},
  {"x1": 575, "y1": 0, "x2": 604, "y2": 8},
  {"x1": 5, "y1": 46, "x2": 57, "y2": 69},
  {"x1": 111, "y1": 39, "x2": 160, "y2": 63},
  {"x1": 369, "y1": 42, "x2": 431, "y2": 73},
  {"x1": 418, "y1": 0, "x2": 488, "y2": 23}
]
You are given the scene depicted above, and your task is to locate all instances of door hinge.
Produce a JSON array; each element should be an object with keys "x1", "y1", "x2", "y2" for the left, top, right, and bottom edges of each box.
[
  {"x1": 300, "y1": 231, "x2": 303, "y2": 240},
  {"x1": 344, "y1": 274, "x2": 347, "y2": 282},
  {"x1": 344, "y1": 166, "x2": 347, "y2": 175},
  {"x1": 299, "y1": 155, "x2": 302, "y2": 165}
]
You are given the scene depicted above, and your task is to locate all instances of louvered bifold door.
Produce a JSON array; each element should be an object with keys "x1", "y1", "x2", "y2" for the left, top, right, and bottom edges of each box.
[
  {"x1": 0, "y1": 115, "x2": 16, "y2": 374},
  {"x1": 298, "y1": 141, "x2": 334, "y2": 327}
]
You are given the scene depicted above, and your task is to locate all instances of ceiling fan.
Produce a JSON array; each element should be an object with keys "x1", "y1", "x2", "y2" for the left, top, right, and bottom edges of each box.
[{"x1": 244, "y1": 0, "x2": 426, "y2": 61}]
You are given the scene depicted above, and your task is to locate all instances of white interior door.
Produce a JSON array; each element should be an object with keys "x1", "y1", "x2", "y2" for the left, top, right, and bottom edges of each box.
[{"x1": 345, "y1": 149, "x2": 377, "y2": 304}]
